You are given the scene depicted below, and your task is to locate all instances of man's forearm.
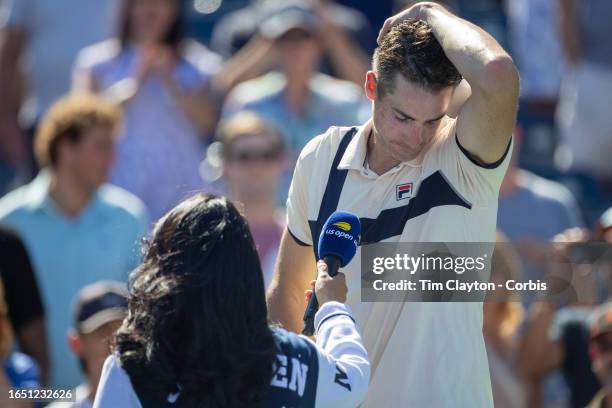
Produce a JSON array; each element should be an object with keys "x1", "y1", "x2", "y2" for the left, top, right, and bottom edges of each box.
[
  {"x1": 419, "y1": 3, "x2": 515, "y2": 91},
  {"x1": 266, "y1": 230, "x2": 317, "y2": 333},
  {"x1": 267, "y1": 281, "x2": 308, "y2": 333}
]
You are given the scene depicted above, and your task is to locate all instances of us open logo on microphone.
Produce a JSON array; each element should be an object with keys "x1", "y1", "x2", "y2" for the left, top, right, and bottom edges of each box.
[
  {"x1": 396, "y1": 183, "x2": 413, "y2": 201},
  {"x1": 325, "y1": 222, "x2": 358, "y2": 245}
]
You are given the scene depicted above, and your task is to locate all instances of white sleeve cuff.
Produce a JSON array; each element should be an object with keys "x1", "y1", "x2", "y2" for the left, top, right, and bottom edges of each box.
[{"x1": 314, "y1": 302, "x2": 355, "y2": 335}]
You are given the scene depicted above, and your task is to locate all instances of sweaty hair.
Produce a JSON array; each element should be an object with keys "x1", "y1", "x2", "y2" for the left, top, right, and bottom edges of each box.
[
  {"x1": 34, "y1": 93, "x2": 121, "y2": 168},
  {"x1": 113, "y1": 194, "x2": 276, "y2": 407},
  {"x1": 373, "y1": 19, "x2": 462, "y2": 97}
]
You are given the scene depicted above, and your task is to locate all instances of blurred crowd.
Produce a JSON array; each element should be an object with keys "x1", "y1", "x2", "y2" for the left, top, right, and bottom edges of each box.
[{"x1": 0, "y1": 0, "x2": 611, "y2": 407}]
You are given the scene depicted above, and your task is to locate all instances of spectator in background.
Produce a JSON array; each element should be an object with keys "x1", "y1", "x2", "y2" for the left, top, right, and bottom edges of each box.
[
  {"x1": 0, "y1": 93, "x2": 148, "y2": 388},
  {"x1": 0, "y1": 279, "x2": 40, "y2": 408},
  {"x1": 556, "y1": 0, "x2": 612, "y2": 184},
  {"x1": 0, "y1": 226, "x2": 49, "y2": 384},
  {"x1": 504, "y1": 0, "x2": 564, "y2": 172},
  {"x1": 517, "y1": 215, "x2": 612, "y2": 408},
  {"x1": 498, "y1": 133, "x2": 584, "y2": 407},
  {"x1": 0, "y1": 0, "x2": 120, "y2": 193},
  {"x1": 498, "y1": 133, "x2": 584, "y2": 286},
  {"x1": 218, "y1": 112, "x2": 286, "y2": 288},
  {"x1": 222, "y1": 0, "x2": 368, "y2": 202},
  {"x1": 48, "y1": 281, "x2": 128, "y2": 408},
  {"x1": 72, "y1": 0, "x2": 223, "y2": 221},
  {"x1": 210, "y1": 0, "x2": 373, "y2": 79},
  {"x1": 586, "y1": 302, "x2": 612, "y2": 408},
  {"x1": 484, "y1": 235, "x2": 526, "y2": 408}
]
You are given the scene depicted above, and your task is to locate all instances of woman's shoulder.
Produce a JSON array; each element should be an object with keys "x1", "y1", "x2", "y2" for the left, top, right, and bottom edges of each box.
[
  {"x1": 95, "y1": 354, "x2": 143, "y2": 408},
  {"x1": 180, "y1": 39, "x2": 222, "y2": 77},
  {"x1": 74, "y1": 39, "x2": 122, "y2": 70},
  {"x1": 271, "y1": 327, "x2": 319, "y2": 361}
]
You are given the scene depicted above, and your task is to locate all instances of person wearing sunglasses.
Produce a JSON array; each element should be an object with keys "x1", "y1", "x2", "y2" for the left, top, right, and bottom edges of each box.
[{"x1": 218, "y1": 112, "x2": 287, "y2": 289}]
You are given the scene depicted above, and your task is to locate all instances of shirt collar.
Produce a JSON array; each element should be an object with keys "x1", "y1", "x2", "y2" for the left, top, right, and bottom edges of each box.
[
  {"x1": 337, "y1": 120, "x2": 420, "y2": 176},
  {"x1": 338, "y1": 120, "x2": 372, "y2": 171},
  {"x1": 26, "y1": 169, "x2": 104, "y2": 219}
]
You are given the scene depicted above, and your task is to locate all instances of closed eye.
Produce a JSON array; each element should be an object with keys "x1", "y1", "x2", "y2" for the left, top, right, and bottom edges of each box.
[{"x1": 395, "y1": 115, "x2": 411, "y2": 123}]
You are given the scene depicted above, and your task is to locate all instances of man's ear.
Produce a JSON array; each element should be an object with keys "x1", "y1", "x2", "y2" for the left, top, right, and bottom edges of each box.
[
  {"x1": 67, "y1": 329, "x2": 82, "y2": 355},
  {"x1": 365, "y1": 71, "x2": 378, "y2": 101}
]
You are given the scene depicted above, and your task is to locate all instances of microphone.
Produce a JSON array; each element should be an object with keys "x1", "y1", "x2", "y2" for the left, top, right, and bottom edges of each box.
[{"x1": 302, "y1": 211, "x2": 361, "y2": 336}]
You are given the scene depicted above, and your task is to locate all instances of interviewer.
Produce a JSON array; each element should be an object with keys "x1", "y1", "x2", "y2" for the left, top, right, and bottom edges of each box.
[{"x1": 93, "y1": 194, "x2": 369, "y2": 408}]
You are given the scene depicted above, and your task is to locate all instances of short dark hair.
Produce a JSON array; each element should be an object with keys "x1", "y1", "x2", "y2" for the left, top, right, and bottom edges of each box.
[
  {"x1": 373, "y1": 19, "x2": 462, "y2": 97},
  {"x1": 114, "y1": 194, "x2": 276, "y2": 407}
]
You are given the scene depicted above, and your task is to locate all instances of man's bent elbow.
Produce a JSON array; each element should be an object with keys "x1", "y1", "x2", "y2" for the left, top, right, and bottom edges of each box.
[{"x1": 479, "y1": 57, "x2": 520, "y2": 98}]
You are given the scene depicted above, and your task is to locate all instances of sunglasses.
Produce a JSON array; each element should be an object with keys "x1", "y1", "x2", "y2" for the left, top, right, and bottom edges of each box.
[{"x1": 227, "y1": 149, "x2": 281, "y2": 163}]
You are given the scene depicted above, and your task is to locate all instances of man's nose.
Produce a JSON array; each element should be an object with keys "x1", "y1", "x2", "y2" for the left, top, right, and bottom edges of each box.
[{"x1": 405, "y1": 125, "x2": 424, "y2": 148}]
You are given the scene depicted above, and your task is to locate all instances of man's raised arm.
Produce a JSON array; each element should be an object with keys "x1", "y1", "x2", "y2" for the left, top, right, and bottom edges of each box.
[{"x1": 380, "y1": 2, "x2": 519, "y2": 165}]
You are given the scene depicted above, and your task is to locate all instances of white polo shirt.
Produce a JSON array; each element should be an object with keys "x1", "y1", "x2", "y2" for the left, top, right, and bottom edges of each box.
[{"x1": 287, "y1": 119, "x2": 512, "y2": 407}]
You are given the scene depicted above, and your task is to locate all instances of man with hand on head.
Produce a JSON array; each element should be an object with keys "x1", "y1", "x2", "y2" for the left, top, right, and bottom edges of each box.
[{"x1": 267, "y1": 2, "x2": 519, "y2": 406}]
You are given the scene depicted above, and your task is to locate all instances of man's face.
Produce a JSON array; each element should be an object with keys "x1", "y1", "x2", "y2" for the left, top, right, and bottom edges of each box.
[
  {"x1": 276, "y1": 28, "x2": 321, "y2": 81},
  {"x1": 60, "y1": 126, "x2": 115, "y2": 191},
  {"x1": 366, "y1": 72, "x2": 454, "y2": 162},
  {"x1": 77, "y1": 320, "x2": 122, "y2": 390},
  {"x1": 591, "y1": 331, "x2": 612, "y2": 388},
  {"x1": 224, "y1": 134, "x2": 285, "y2": 198}
]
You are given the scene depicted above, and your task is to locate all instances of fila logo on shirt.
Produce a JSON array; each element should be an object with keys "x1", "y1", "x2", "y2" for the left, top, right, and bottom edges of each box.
[{"x1": 396, "y1": 183, "x2": 413, "y2": 201}]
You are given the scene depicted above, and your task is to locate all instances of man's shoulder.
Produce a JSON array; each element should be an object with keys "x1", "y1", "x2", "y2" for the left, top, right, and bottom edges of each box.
[
  {"x1": 97, "y1": 184, "x2": 149, "y2": 225},
  {"x1": 0, "y1": 184, "x2": 37, "y2": 222}
]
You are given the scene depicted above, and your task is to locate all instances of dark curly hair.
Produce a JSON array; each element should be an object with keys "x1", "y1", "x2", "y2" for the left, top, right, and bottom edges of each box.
[
  {"x1": 113, "y1": 194, "x2": 276, "y2": 407},
  {"x1": 373, "y1": 19, "x2": 462, "y2": 97}
]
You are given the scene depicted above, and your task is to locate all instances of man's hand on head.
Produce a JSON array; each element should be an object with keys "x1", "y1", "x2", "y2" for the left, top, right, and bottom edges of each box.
[{"x1": 377, "y1": 2, "x2": 441, "y2": 44}]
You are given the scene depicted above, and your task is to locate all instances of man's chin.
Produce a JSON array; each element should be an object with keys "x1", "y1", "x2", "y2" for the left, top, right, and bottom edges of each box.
[{"x1": 395, "y1": 149, "x2": 422, "y2": 163}]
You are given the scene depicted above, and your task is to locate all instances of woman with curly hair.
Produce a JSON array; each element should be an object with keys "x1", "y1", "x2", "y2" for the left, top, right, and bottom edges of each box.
[{"x1": 93, "y1": 194, "x2": 369, "y2": 407}]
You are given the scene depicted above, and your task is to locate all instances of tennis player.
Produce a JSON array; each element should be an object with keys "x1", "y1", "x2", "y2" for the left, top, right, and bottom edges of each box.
[{"x1": 267, "y1": 2, "x2": 519, "y2": 406}]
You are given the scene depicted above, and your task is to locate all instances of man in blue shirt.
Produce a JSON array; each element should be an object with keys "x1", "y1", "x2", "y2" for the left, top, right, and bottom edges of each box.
[{"x1": 0, "y1": 93, "x2": 148, "y2": 389}]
